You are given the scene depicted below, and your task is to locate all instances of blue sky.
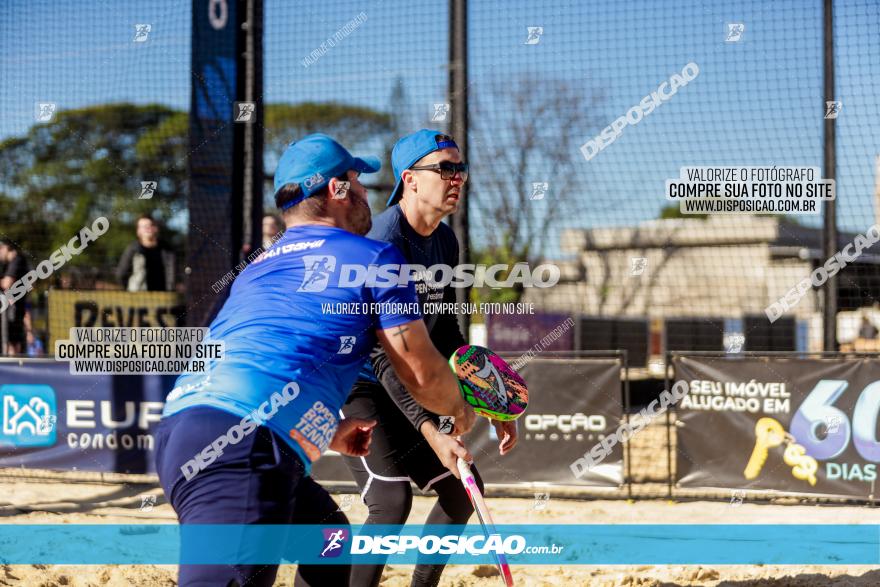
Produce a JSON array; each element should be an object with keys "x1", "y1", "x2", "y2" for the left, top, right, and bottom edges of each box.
[{"x1": 2, "y1": 0, "x2": 878, "y2": 238}]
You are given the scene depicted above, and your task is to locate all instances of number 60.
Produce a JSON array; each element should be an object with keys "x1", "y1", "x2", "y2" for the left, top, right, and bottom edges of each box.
[{"x1": 790, "y1": 379, "x2": 880, "y2": 462}]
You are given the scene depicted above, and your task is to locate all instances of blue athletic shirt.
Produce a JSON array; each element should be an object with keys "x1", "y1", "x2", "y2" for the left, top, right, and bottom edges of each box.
[{"x1": 163, "y1": 224, "x2": 421, "y2": 473}]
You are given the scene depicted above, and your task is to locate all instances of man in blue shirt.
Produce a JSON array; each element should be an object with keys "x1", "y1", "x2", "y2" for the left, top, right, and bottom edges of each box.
[{"x1": 155, "y1": 134, "x2": 475, "y2": 587}]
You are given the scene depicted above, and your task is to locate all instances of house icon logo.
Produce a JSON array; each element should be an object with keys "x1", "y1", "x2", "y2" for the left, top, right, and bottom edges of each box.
[{"x1": 0, "y1": 385, "x2": 57, "y2": 447}]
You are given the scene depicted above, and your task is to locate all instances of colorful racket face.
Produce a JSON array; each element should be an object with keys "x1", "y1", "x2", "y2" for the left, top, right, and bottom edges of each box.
[
  {"x1": 457, "y1": 458, "x2": 515, "y2": 587},
  {"x1": 449, "y1": 345, "x2": 528, "y2": 422}
]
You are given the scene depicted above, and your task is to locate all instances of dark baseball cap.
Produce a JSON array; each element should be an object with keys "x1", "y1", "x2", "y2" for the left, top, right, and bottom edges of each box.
[{"x1": 386, "y1": 129, "x2": 459, "y2": 206}]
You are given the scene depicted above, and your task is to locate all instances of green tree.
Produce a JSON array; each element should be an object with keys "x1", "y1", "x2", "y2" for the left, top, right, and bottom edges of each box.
[
  {"x1": 262, "y1": 102, "x2": 394, "y2": 208},
  {"x1": 659, "y1": 203, "x2": 707, "y2": 220},
  {"x1": 0, "y1": 103, "x2": 188, "y2": 284}
]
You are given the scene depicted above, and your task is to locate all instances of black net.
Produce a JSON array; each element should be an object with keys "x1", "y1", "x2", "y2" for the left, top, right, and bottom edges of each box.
[
  {"x1": 0, "y1": 1, "x2": 191, "y2": 354},
  {"x1": 467, "y1": 0, "x2": 880, "y2": 360},
  {"x1": 3, "y1": 1, "x2": 879, "y2": 361},
  {"x1": 264, "y1": 1, "x2": 449, "y2": 212}
]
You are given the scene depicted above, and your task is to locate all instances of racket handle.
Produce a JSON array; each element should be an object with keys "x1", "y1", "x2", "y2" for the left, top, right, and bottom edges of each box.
[{"x1": 456, "y1": 457, "x2": 473, "y2": 482}]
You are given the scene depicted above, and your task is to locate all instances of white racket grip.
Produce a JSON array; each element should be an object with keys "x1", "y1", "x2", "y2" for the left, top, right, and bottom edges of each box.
[{"x1": 456, "y1": 457, "x2": 472, "y2": 483}]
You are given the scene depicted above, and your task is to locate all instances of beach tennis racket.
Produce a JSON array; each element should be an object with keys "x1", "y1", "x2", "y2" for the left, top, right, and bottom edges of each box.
[
  {"x1": 457, "y1": 457, "x2": 515, "y2": 586},
  {"x1": 449, "y1": 345, "x2": 528, "y2": 422}
]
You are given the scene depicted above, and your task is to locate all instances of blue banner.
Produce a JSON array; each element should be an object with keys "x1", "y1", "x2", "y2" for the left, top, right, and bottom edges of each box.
[
  {"x1": 0, "y1": 524, "x2": 874, "y2": 565},
  {"x1": 0, "y1": 360, "x2": 174, "y2": 473}
]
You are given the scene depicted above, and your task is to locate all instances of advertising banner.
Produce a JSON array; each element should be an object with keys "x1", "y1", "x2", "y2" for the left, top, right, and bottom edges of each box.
[
  {"x1": 486, "y1": 313, "x2": 574, "y2": 353},
  {"x1": 48, "y1": 290, "x2": 185, "y2": 348},
  {"x1": 313, "y1": 357, "x2": 624, "y2": 487},
  {"x1": 675, "y1": 355, "x2": 880, "y2": 498},
  {"x1": 0, "y1": 360, "x2": 173, "y2": 473}
]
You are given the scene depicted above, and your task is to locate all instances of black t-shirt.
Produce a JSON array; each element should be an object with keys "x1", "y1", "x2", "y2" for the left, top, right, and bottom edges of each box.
[
  {"x1": 3, "y1": 254, "x2": 30, "y2": 299},
  {"x1": 3, "y1": 254, "x2": 29, "y2": 283},
  {"x1": 356, "y1": 204, "x2": 467, "y2": 430},
  {"x1": 2, "y1": 253, "x2": 30, "y2": 323},
  {"x1": 142, "y1": 245, "x2": 166, "y2": 291}
]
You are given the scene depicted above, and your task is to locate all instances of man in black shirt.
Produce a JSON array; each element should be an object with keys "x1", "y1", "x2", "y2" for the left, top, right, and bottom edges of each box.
[
  {"x1": 0, "y1": 238, "x2": 30, "y2": 355},
  {"x1": 116, "y1": 216, "x2": 175, "y2": 291},
  {"x1": 342, "y1": 130, "x2": 518, "y2": 587}
]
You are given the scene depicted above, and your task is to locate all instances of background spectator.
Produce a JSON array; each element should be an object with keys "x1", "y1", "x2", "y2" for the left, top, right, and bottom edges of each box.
[
  {"x1": 858, "y1": 316, "x2": 878, "y2": 340},
  {"x1": 0, "y1": 238, "x2": 31, "y2": 355},
  {"x1": 115, "y1": 216, "x2": 176, "y2": 292},
  {"x1": 262, "y1": 214, "x2": 284, "y2": 249}
]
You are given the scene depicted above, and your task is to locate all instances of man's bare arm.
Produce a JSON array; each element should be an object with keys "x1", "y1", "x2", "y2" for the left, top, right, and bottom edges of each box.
[{"x1": 377, "y1": 319, "x2": 475, "y2": 433}]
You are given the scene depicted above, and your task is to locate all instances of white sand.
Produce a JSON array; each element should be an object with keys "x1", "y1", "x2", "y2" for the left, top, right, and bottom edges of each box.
[{"x1": 1, "y1": 477, "x2": 877, "y2": 586}]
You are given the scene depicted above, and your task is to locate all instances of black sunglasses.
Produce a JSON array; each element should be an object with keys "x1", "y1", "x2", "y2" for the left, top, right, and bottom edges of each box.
[{"x1": 409, "y1": 161, "x2": 469, "y2": 181}]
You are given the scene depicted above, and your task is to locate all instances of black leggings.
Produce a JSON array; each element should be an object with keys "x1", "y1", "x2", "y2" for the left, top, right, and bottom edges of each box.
[{"x1": 343, "y1": 386, "x2": 485, "y2": 587}]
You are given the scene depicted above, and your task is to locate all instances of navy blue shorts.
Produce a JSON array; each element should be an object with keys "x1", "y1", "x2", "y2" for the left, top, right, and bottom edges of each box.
[{"x1": 155, "y1": 406, "x2": 349, "y2": 587}]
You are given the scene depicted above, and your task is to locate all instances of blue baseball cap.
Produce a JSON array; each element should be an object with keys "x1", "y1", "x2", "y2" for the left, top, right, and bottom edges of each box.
[
  {"x1": 386, "y1": 129, "x2": 459, "y2": 206},
  {"x1": 273, "y1": 133, "x2": 381, "y2": 210}
]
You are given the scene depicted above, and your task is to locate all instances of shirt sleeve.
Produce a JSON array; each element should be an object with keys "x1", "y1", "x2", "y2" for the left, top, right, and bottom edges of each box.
[
  {"x1": 3, "y1": 255, "x2": 27, "y2": 280},
  {"x1": 371, "y1": 348, "x2": 436, "y2": 430},
  {"x1": 368, "y1": 243, "x2": 422, "y2": 330},
  {"x1": 429, "y1": 233, "x2": 467, "y2": 357}
]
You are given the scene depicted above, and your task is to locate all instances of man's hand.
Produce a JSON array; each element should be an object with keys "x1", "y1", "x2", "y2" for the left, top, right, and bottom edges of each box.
[
  {"x1": 420, "y1": 421, "x2": 472, "y2": 479},
  {"x1": 329, "y1": 418, "x2": 376, "y2": 457},
  {"x1": 452, "y1": 403, "x2": 477, "y2": 435},
  {"x1": 492, "y1": 420, "x2": 518, "y2": 456}
]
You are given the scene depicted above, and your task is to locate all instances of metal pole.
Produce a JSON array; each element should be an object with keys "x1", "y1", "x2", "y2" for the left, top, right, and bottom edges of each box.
[
  {"x1": 449, "y1": 0, "x2": 470, "y2": 338},
  {"x1": 665, "y1": 352, "x2": 673, "y2": 499},
  {"x1": 240, "y1": 0, "x2": 263, "y2": 261},
  {"x1": 0, "y1": 304, "x2": 7, "y2": 355},
  {"x1": 623, "y1": 351, "x2": 632, "y2": 500},
  {"x1": 822, "y1": 0, "x2": 838, "y2": 351}
]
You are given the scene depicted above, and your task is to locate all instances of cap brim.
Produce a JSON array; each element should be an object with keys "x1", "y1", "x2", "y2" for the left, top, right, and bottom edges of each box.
[
  {"x1": 352, "y1": 155, "x2": 381, "y2": 174},
  {"x1": 385, "y1": 177, "x2": 403, "y2": 207}
]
